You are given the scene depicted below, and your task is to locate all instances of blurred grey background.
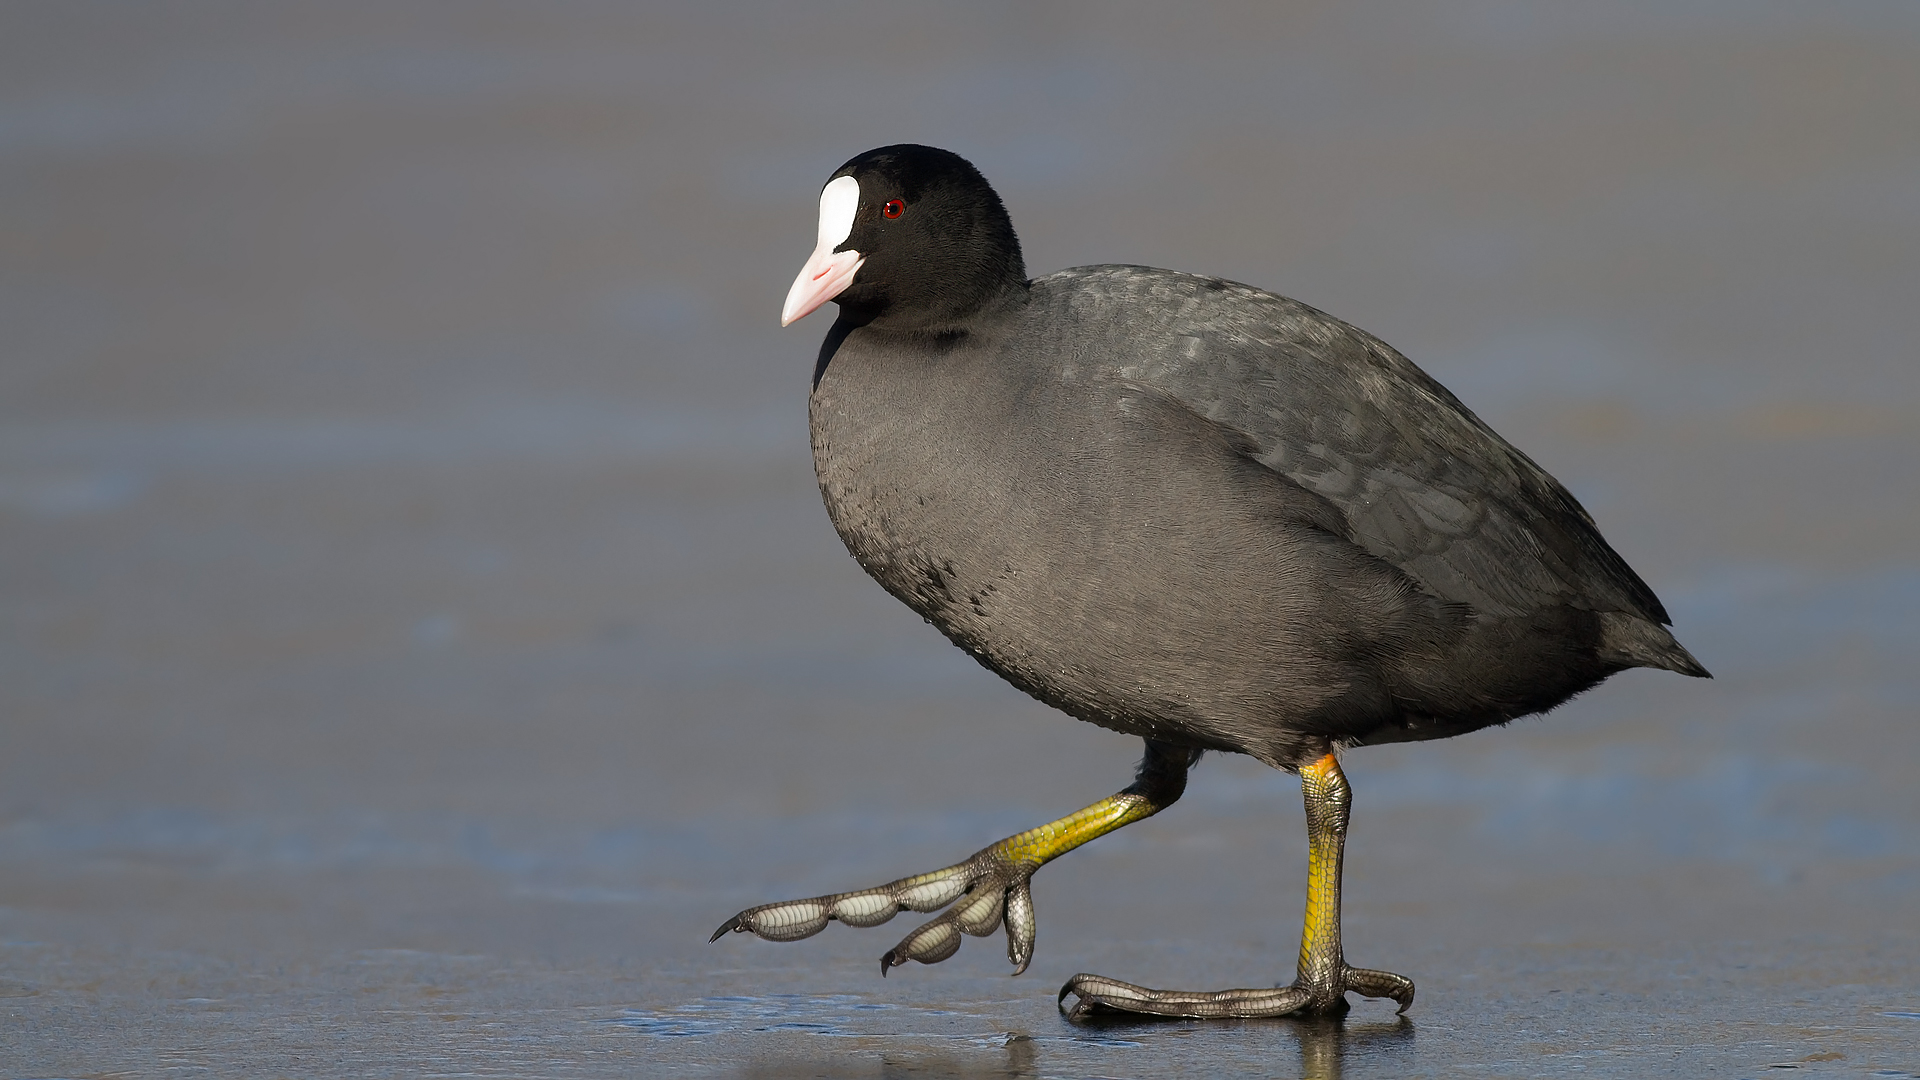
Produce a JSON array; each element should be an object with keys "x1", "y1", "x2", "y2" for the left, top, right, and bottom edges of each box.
[{"x1": 2, "y1": 3, "x2": 1916, "y2": 1077}]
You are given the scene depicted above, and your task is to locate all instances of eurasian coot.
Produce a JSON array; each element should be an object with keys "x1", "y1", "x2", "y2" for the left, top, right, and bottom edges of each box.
[{"x1": 711, "y1": 144, "x2": 1708, "y2": 1020}]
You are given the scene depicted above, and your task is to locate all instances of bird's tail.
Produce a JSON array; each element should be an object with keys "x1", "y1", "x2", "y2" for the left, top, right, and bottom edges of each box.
[{"x1": 1597, "y1": 612, "x2": 1711, "y2": 678}]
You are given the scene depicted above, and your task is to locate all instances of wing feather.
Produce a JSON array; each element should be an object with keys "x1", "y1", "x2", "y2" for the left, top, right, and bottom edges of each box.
[{"x1": 1053, "y1": 265, "x2": 1670, "y2": 625}]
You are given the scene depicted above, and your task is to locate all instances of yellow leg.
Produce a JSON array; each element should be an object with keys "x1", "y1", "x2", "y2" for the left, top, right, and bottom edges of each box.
[
  {"x1": 712, "y1": 740, "x2": 1194, "y2": 975},
  {"x1": 1296, "y1": 752, "x2": 1350, "y2": 999},
  {"x1": 1058, "y1": 748, "x2": 1414, "y2": 1020},
  {"x1": 997, "y1": 788, "x2": 1163, "y2": 867}
]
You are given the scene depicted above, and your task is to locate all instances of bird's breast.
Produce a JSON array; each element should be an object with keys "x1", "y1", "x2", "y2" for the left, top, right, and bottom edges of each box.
[
  {"x1": 808, "y1": 353, "x2": 1014, "y2": 640},
  {"x1": 803, "y1": 337, "x2": 1352, "y2": 755}
]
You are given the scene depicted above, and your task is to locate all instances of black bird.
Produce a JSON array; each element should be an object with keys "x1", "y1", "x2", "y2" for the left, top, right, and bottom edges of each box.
[{"x1": 711, "y1": 144, "x2": 1708, "y2": 1020}]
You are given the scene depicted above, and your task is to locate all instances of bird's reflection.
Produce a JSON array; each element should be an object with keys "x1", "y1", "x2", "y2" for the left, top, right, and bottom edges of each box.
[
  {"x1": 1294, "y1": 1015, "x2": 1414, "y2": 1080},
  {"x1": 738, "y1": 1014, "x2": 1411, "y2": 1079},
  {"x1": 1002, "y1": 1031, "x2": 1037, "y2": 1077},
  {"x1": 1065, "y1": 1009, "x2": 1413, "y2": 1080}
]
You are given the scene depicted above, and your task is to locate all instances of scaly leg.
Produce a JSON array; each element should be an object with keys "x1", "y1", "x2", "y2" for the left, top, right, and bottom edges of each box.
[
  {"x1": 1059, "y1": 749, "x2": 1415, "y2": 1019},
  {"x1": 711, "y1": 739, "x2": 1197, "y2": 976}
]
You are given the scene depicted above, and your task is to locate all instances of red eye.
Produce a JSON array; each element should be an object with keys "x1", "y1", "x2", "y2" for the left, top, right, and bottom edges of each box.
[{"x1": 883, "y1": 199, "x2": 905, "y2": 219}]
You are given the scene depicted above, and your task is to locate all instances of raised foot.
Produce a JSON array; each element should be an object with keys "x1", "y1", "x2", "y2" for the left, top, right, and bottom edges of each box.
[
  {"x1": 709, "y1": 845, "x2": 1040, "y2": 975},
  {"x1": 1058, "y1": 966, "x2": 1414, "y2": 1021}
]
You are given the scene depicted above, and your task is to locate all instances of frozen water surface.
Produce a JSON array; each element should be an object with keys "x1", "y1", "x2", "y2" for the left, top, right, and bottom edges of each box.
[{"x1": 3, "y1": 2, "x2": 1918, "y2": 1077}]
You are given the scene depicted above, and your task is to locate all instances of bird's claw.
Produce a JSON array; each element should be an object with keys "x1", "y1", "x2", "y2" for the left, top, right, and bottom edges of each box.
[
  {"x1": 711, "y1": 846, "x2": 1041, "y2": 976},
  {"x1": 1342, "y1": 966, "x2": 1416, "y2": 1014},
  {"x1": 1057, "y1": 964, "x2": 1415, "y2": 1021}
]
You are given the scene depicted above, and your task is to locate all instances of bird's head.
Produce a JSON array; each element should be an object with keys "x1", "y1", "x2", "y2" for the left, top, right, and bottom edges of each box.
[{"x1": 781, "y1": 144, "x2": 1026, "y2": 331}]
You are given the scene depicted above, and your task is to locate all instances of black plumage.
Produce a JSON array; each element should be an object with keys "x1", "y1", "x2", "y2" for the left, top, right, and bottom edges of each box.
[
  {"x1": 714, "y1": 143, "x2": 1707, "y2": 1019},
  {"x1": 809, "y1": 146, "x2": 1703, "y2": 770}
]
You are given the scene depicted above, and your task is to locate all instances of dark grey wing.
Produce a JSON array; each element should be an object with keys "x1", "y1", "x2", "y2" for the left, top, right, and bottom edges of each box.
[{"x1": 1054, "y1": 266, "x2": 1670, "y2": 624}]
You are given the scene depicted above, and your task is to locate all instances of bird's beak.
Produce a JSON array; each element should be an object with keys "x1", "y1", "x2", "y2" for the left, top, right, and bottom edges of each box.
[
  {"x1": 782, "y1": 173, "x2": 864, "y2": 326},
  {"x1": 780, "y1": 245, "x2": 864, "y2": 326}
]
